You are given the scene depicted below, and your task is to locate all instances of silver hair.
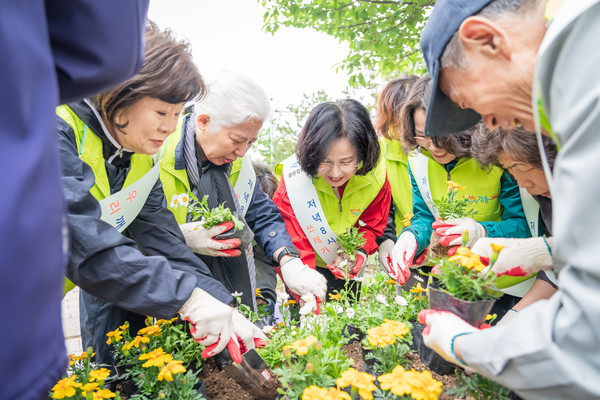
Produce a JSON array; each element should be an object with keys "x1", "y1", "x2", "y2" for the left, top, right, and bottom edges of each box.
[
  {"x1": 440, "y1": 0, "x2": 541, "y2": 71},
  {"x1": 188, "y1": 70, "x2": 271, "y2": 134}
]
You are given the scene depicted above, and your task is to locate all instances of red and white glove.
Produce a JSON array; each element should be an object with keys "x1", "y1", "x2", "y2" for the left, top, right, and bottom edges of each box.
[
  {"x1": 280, "y1": 257, "x2": 327, "y2": 302},
  {"x1": 231, "y1": 310, "x2": 268, "y2": 354},
  {"x1": 472, "y1": 237, "x2": 553, "y2": 277},
  {"x1": 419, "y1": 309, "x2": 478, "y2": 366},
  {"x1": 433, "y1": 217, "x2": 486, "y2": 247},
  {"x1": 326, "y1": 249, "x2": 367, "y2": 280},
  {"x1": 378, "y1": 239, "x2": 400, "y2": 280},
  {"x1": 180, "y1": 220, "x2": 241, "y2": 257},
  {"x1": 388, "y1": 232, "x2": 418, "y2": 285},
  {"x1": 179, "y1": 288, "x2": 241, "y2": 362}
]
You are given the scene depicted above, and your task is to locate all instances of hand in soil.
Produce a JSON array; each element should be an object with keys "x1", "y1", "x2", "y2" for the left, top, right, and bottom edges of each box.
[{"x1": 327, "y1": 249, "x2": 366, "y2": 280}]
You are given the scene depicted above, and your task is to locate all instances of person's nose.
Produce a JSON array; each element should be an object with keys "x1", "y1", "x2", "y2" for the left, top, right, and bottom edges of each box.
[
  {"x1": 483, "y1": 114, "x2": 501, "y2": 130},
  {"x1": 233, "y1": 142, "x2": 250, "y2": 157},
  {"x1": 159, "y1": 118, "x2": 177, "y2": 136}
]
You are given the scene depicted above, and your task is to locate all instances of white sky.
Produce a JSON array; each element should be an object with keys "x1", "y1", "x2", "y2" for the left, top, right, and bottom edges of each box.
[{"x1": 148, "y1": 0, "x2": 354, "y2": 111}]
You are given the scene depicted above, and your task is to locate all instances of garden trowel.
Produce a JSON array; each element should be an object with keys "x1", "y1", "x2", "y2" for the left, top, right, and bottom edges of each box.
[{"x1": 220, "y1": 347, "x2": 274, "y2": 399}]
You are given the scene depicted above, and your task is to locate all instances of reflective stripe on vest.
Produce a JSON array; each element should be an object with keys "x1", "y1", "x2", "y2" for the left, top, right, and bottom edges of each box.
[
  {"x1": 229, "y1": 156, "x2": 257, "y2": 218},
  {"x1": 519, "y1": 188, "x2": 539, "y2": 237}
]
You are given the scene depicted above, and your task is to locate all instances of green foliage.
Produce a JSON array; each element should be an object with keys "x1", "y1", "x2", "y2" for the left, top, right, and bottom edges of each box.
[
  {"x1": 187, "y1": 193, "x2": 244, "y2": 230},
  {"x1": 446, "y1": 371, "x2": 512, "y2": 400},
  {"x1": 433, "y1": 184, "x2": 478, "y2": 220},
  {"x1": 337, "y1": 227, "x2": 366, "y2": 258},
  {"x1": 259, "y1": 0, "x2": 433, "y2": 86},
  {"x1": 256, "y1": 90, "x2": 330, "y2": 168}
]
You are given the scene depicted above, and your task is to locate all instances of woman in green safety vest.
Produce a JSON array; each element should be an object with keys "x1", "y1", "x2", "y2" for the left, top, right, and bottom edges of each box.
[
  {"x1": 273, "y1": 99, "x2": 391, "y2": 301},
  {"x1": 56, "y1": 23, "x2": 264, "y2": 367},
  {"x1": 390, "y1": 75, "x2": 530, "y2": 315},
  {"x1": 373, "y1": 76, "x2": 418, "y2": 283}
]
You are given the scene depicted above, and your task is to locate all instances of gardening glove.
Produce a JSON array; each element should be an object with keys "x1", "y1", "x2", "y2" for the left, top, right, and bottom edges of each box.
[
  {"x1": 378, "y1": 239, "x2": 400, "y2": 281},
  {"x1": 180, "y1": 220, "x2": 242, "y2": 257},
  {"x1": 472, "y1": 237, "x2": 553, "y2": 277},
  {"x1": 418, "y1": 309, "x2": 478, "y2": 367},
  {"x1": 231, "y1": 309, "x2": 268, "y2": 354},
  {"x1": 389, "y1": 231, "x2": 417, "y2": 285},
  {"x1": 433, "y1": 218, "x2": 486, "y2": 247},
  {"x1": 326, "y1": 249, "x2": 367, "y2": 280},
  {"x1": 280, "y1": 257, "x2": 327, "y2": 303},
  {"x1": 497, "y1": 309, "x2": 518, "y2": 326},
  {"x1": 179, "y1": 287, "x2": 236, "y2": 360}
]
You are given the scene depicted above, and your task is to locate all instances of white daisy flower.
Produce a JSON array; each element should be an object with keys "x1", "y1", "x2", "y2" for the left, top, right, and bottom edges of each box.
[
  {"x1": 394, "y1": 295, "x2": 408, "y2": 307},
  {"x1": 334, "y1": 305, "x2": 344, "y2": 314},
  {"x1": 279, "y1": 292, "x2": 290, "y2": 301},
  {"x1": 376, "y1": 294, "x2": 388, "y2": 305},
  {"x1": 262, "y1": 325, "x2": 275, "y2": 334},
  {"x1": 169, "y1": 194, "x2": 180, "y2": 208},
  {"x1": 232, "y1": 291, "x2": 243, "y2": 298},
  {"x1": 299, "y1": 295, "x2": 317, "y2": 315},
  {"x1": 346, "y1": 308, "x2": 356, "y2": 319},
  {"x1": 179, "y1": 193, "x2": 190, "y2": 207}
]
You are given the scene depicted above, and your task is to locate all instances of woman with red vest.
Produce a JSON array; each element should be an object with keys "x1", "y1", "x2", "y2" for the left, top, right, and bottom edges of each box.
[{"x1": 273, "y1": 99, "x2": 391, "y2": 301}]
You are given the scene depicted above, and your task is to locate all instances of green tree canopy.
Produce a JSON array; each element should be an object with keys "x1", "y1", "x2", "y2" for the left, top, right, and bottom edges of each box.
[{"x1": 260, "y1": 0, "x2": 433, "y2": 87}]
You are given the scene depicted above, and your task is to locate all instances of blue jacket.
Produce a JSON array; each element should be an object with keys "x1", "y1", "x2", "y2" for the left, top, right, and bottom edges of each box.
[
  {"x1": 404, "y1": 158, "x2": 530, "y2": 256},
  {"x1": 0, "y1": 1, "x2": 148, "y2": 399}
]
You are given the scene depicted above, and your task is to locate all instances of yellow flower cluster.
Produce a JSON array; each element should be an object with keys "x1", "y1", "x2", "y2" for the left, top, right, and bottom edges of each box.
[
  {"x1": 138, "y1": 325, "x2": 162, "y2": 337},
  {"x1": 378, "y1": 365, "x2": 442, "y2": 400},
  {"x1": 139, "y1": 347, "x2": 173, "y2": 368},
  {"x1": 402, "y1": 212, "x2": 414, "y2": 227},
  {"x1": 302, "y1": 385, "x2": 351, "y2": 400},
  {"x1": 446, "y1": 180, "x2": 466, "y2": 190},
  {"x1": 105, "y1": 328, "x2": 123, "y2": 345},
  {"x1": 123, "y1": 335, "x2": 150, "y2": 351},
  {"x1": 51, "y1": 373, "x2": 116, "y2": 399},
  {"x1": 367, "y1": 320, "x2": 409, "y2": 348},
  {"x1": 288, "y1": 335, "x2": 318, "y2": 355},
  {"x1": 336, "y1": 368, "x2": 378, "y2": 400},
  {"x1": 158, "y1": 360, "x2": 187, "y2": 382},
  {"x1": 448, "y1": 246, "x2": 486, "y2": 272}
]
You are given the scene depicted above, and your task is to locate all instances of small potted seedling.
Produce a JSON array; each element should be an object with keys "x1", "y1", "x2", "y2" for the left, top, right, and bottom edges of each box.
[
  {"x1": 329, "y1": 227, "x2": 367, "y2": 279},
  {"x1": 427, "y1": 181, "x2": 478, "y2": 259}
]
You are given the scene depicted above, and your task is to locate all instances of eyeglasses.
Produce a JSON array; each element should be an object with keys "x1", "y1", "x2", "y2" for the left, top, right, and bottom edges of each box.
[
  {"x1": 318, "y1": 160, "x2": 358, "y2": 173},
  {"x1": 414, "y1": 135, "x2": 433, "y2": 146}
]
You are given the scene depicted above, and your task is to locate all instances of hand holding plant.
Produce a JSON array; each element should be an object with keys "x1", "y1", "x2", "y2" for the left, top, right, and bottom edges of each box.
[{"x1": 327, "y1": 227, "x2": 367, "y2": 280}]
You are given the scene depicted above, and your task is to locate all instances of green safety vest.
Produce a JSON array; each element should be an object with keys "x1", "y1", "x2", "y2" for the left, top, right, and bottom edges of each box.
[
  {"x1": 159, "y1": 124, "x2": 242, "y2": 224},
  {"x1": 379, "y1": 137, "x2": 412, "y2": 236},
  {"x1": 277, "y1": 156, "x2": 387, "y2": 267},
  {"x1": 56, "y1": 104, "x2": 154, "y2": 294},
  {"x1": 408, "y1": 151, "x2": 504, "y2": 222}
]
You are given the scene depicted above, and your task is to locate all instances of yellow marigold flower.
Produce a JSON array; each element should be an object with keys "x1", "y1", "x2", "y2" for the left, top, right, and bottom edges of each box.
[
  {"x1": 385, "y1": 279, "x2": 397, "y2": 285},
  {"x1": 382, "y1": 320, "x2": 409, "y2": 337},
  {"x1": 89, "y1": 368, "x2": 111, "y2": 382},
  {"x1": 328, "y1": 292, "x2": 342, "y2": 301},
  {"x1": 51, "y1": 376, "x2": 80, "y2": 399},
  {"x1": 378, "y1": 365, "x2": 412, "y2": 397},
  {"x1": 255, "y1": 288, "x2": 263, "y2": 298},
  {"x1": 284, "y1": 299, "x2": 297, "y2": 307},
  {"x1": 367, "y1": 326, "x2": 396, "y2": 348},
  {"x1": 289, "y1": 335, "x2": 318, "y2": 355},
  {"x1": 80, "y1": 382, "x2": 99, "y2": 396},
  {"x1": 404, "y1": 369, "x2": 442, "y2": 400},
  {"x1": 155, "y1": 318, "x2": 176, "y2": 326},
  {"x1": 336, "y1": 368, "x2": 377, "y2": 400},
  {"x1": 92, "y1": 389, "x2": 117, "y2": 399},
  {"x1": 323, "y1": 387, "x2": 352, "y2": 400},
  {"x1": 302, "y1": 385, "x2": 328, "y2": 400},
  {"x1": 124, "y1": 335, "x2": 150, "y2": 350},
  {"x1": 449, "y1": 246, "x2": 486, "y2": 272},
  {"x1": 446, "y1": 180, "x2": 466, "y2": 190},
  {"x1": 139, "y1": 347, "x2": 173, "y2": 368},
  {"x1": 119, "y1": 321, "x2": 129, "y2": 331},
  {"x1": 71, "y1": 351, "x2": 94, "y2": 361},
  {"x1": 409, "y1": 283, "x2": 428, "y2": 295},
  {"x1": 138, "y1": 325, "x2": 162, "y2": 337},
  {"x1": 105, "y1": 328, "x2": 123, "y2": 345},
  {"x1": 402, "y1": 212, "x2": 414, "y2": 227},
  {"x1": 486, "y1": 313, "x2": 497, "y2": 321},
  {"x1": 158, "y1": 360, "x2": 186, "y2": 381},
  {"x1": 490, "y1": 243, "x2": 505, "y2": 252}
]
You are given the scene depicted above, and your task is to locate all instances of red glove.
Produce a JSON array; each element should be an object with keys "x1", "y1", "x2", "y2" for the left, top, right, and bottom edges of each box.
[{"x1": 327, "y1": 249, "x2": 367, "y2": 280}]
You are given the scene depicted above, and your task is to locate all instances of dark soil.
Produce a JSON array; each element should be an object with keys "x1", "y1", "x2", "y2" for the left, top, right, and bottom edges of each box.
[
  {"x1": 341, "y1": 341, "x2": 364, "y2": 372},
  {"x1": 331, "y1": 252, "x2": 356, "y2": 275},
  {"x1": 427, "y1": 231, "x2": 452, "y2": 261}
]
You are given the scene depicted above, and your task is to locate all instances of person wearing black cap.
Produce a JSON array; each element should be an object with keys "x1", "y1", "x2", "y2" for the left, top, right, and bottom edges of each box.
[{"x1": 416, "y1": 0, "x2": 600, "y2": 398}]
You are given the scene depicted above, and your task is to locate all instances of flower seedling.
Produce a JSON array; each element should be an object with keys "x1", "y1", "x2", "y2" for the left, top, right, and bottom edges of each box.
[{"x1": 170, "y1": 192, "x2": 244, "y2": 230}]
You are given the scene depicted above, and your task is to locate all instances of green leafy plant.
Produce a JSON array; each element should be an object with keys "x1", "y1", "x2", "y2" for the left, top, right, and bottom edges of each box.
[
  {"x1": 186, "y1": 193, "x2": 244, "y2": 230},
  {"x1": 337, "y1": 227, "x2": 366, "y2": 260},
  {"x1": 446, "y1": 371, "x2": 512, "y2": 400},
  {"x1": 433, "y1": 181, "x2": 478, "y2": 220}
]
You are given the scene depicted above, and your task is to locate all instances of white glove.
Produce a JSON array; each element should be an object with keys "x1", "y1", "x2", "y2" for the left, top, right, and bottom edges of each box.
[
  {"x1": 378, "y1": 239, "x2": 396, "y2": 276},
  {"x1": 496, "y1": 309, "x2": 518, "y2": 326},
  {"x1": 231, "y1": 310, "x2": 268, "y2": 352},
  {"x1": 472, "y1": 237, "x2": 552, "y2": 277},
  {"x1": 280, "y1": 257, "x2": 327, "y2": 302},
  {"x1": 433, "y1": 217, "x2": 486, "y2": 247},
  {"x1": 179, "y1": 288, "x2": 233, "y2": 358},
  {"x1": 180, "y1": 220, "x2": 241, "y2": 257},
  {"x1": 419, "y1": 309, "x2": 478, "y2": 366},
  {"x1": 389, "y1": 232, "x2": 417, "y2": 284}
]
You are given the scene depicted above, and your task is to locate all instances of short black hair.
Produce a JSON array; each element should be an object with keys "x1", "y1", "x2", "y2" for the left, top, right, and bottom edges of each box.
[{"x1": 296, "y1": 99, "x2": 380, "y2": 177}]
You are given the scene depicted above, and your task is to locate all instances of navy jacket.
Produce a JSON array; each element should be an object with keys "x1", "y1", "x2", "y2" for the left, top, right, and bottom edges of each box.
[{"x1": 0, "y1": 1, "x2": 148, "y2": 399}]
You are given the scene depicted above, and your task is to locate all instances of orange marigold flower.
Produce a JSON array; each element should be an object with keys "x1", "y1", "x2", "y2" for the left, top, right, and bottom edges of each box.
[
  {"x1": 105, "y1": 328, "x2": 123, "y2": 345},
  {"x1": 138, "y1": 325, "x2": 162, "y2": 337},
  {"x1": 158, "y1": 360, "x2": 186, "y2": 381},
  {"x1": 447, "y1": 180, "x2": 466, "y2": 190},
  {"x1": 139, "y1": 347, "x2": 173, "y2": 368},
  {"x1": 124, "y1": 335, "x2": 150, "y2": 350}
]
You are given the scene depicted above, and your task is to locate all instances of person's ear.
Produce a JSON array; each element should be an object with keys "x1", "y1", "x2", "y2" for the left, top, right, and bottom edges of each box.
[
  {"x1": 196, "y1": 114, "x2": 210, "y2": 133},
  {"x1": 458, "y1": 16, "x2": 511, "y2": 60}
]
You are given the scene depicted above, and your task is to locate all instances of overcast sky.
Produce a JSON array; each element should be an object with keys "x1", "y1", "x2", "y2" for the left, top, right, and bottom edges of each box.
[{"x1": 148, "y1": 0, "x2": 354, "y2": 111}]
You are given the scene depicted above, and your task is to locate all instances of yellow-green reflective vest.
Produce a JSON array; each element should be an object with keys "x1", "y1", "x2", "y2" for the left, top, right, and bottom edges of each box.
[
  {"x1": 408, "y1": 151, "x2": 504, "y2": 222},
  {"x1": 277, "y1": 156, "x2": 387, "y2": 268},
  {"x1": 379, "y1": 137, "x2": 412, "y2": 236},
  {"x1": 56, "y1": 105, "x2": 154, "y2": 295},
  {"x1": 159, "y1": 124, "x2": 242, "y2": 224}
]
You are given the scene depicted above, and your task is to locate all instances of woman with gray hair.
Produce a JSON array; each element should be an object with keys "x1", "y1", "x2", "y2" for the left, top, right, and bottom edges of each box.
[{"x1": 159, "y1": 70, "x2": 326, "y2": 314}]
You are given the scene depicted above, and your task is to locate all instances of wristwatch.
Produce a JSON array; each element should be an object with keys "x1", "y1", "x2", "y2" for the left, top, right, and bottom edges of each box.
[{"x1": 275, "y1": 246, "x2": 300, "y2": 265}]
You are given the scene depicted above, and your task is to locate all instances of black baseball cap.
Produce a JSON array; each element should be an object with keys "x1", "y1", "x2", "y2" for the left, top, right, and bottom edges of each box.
[{"x1": 420, "y1": 0, "x2": 495, "y2": 136}]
